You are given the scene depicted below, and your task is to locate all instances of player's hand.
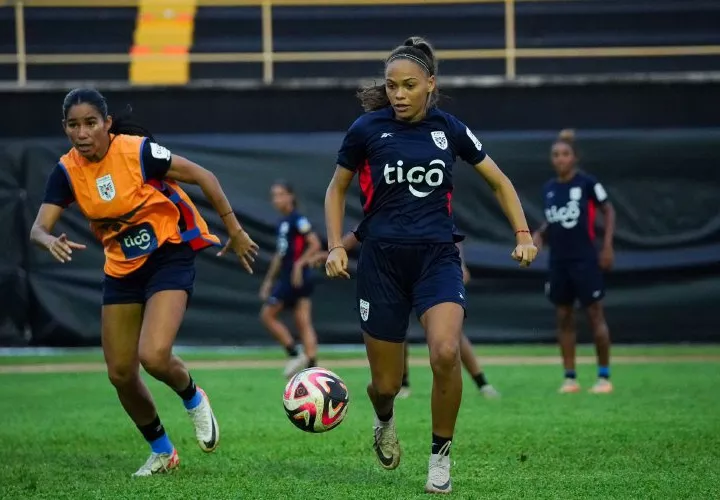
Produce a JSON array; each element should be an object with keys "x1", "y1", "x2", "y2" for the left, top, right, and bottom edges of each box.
[
  {"x1": 462, "y1": 263, "x2": 471, "y2": 284},
  {"x1": 292, "y1": 264, "x2": 304, "y2": 288},
  {"x1": 259, "y1": 280, "x2": 272, "y2": 301},
  {"x1": 309, "y1": 251, "x2": 329, "y2": 269},
  {"x1": 532, "y1": 232, "x2": 544, "y2": 252},
  {"x1": 599, "y1": 246, "x2": 614, "y2": 271},
  {"x1": 325, "y1": 247, "x2": 350, "y2": 279},
  {"x1": 217, "y1": 229, "x2": 259, "y2": 274},
  {"x1": 47, "y1": 233, "x2": 86, "y2": 263}
]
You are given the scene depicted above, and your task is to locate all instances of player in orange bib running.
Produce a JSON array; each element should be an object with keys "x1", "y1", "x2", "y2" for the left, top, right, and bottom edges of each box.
[{"x1": 29, "y1": 88, "x2": 259, "y2": 477}]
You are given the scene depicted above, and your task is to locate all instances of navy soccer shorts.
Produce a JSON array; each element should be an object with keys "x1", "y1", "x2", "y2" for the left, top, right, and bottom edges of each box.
[
  {"x1": 267, "y1": 272, "x2": 315, "y2": 309},
  {"x1": 546, "y1": 259, "x2": 605, "y2": 307},
  {"x1": 102, "y1": 242, "x2": 196, "y2": 306},
  {"x1": 356, "y1": 240, "x2": 466, "y2": 343}
]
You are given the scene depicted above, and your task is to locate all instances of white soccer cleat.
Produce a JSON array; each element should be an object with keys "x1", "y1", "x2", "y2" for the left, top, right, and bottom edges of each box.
[
  {"x1": 559, "y1": 378, "x2": 581, "y2": 394},
  {"x1": 131, "y1": 449, "x2": 180, "y2": 477},
  {"x1": 479, "y1": 384, "x2": 501, "y2": 399},
  {"x1": 425, "y1": 442, "x2": 453, "y2": 494},
  {"x1": 187, "y1": 388, "x2": 219, "y2": 452},
  {"x1": 373, "y1": 416, "x2": 401, "y2": 470},
  {"x1": 284, "y1": 354, "x2": 309, "y2": 379}
]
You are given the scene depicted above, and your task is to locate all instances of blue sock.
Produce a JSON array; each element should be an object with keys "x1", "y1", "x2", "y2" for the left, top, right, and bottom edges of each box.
[
  {"x1": 598, "y1": 366, "x2": 610, "y2": 379},
  {"x1": 149, "y1": 433, "x2": 174, "y2": 455},
  {"x1": 183, "y1": 390, "x2": 203, "y2": 410},
  {"x1": 564, "y1": 369, "x2": 576, "y2": 379}
]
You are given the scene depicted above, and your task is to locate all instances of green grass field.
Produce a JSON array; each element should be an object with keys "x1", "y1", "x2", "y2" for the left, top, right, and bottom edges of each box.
[{"x1": 1, "y1": 345, "x2": 719, "y2": 499}]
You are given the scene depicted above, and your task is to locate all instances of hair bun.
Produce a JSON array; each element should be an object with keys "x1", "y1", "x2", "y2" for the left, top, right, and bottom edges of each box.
[{"x1": 558, "y1": 128, "x2": 576, "y2": 142}]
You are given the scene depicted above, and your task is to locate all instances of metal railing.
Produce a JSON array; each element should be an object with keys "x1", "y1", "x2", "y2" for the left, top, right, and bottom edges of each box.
[{"x1": 2, "y1": 0, "x2": 720, "y2": 86}]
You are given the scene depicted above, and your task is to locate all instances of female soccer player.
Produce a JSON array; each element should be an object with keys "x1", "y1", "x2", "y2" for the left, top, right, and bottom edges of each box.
[
  {"x1": 533, "y1": 129, "x2": 615, "y2": 395},
  {"x1": 259, "y1": 180, "x2": 322, "y2": 379},
  {"x1": 30, "y1": 88, "x2": 258, "y2": 477},
  {"x1": 324, "y1": 37, "x2": 536, "y2": 494},
  {"x1": 311, "y1": 231, "x2": 500, "y2": 399}
]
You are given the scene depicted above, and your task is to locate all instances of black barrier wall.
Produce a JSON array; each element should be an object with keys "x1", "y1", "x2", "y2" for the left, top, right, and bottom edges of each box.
[{"x1": 1, "y1": 129, "x2": 719, "y2": 346}]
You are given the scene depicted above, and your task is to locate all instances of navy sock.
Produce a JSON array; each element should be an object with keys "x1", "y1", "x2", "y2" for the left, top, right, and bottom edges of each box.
[
  {"x1": 598, "y1": 366, "x2": 610, "y2": 379},
  {"x1": 564, "y1": 369, "x2": 577, "y2": 379},
  {"x1": 377, "y1": 409, "x2": 393, "y2": 423},
  {"x1": 286, "y1": 344, "x2": 299, "y2": 357},
  {"x1": 177, "y1": 376, "x2": 202, "y2": 410},
  {"x1": 401, "y1": 372, "x2": 409, "y2": 388},
  {"x1": 138, "y1": 416, "x2": 174, "y2": 454},
  {"x1": 308, "y1": 357, "x2": 317, "y2": 368},
  {"x1": 431, "y1": 434, "x2": 452, "y2": 456}
]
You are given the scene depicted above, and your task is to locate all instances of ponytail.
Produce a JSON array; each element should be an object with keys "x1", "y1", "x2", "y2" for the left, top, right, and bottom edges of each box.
[{"x1": 109, "y1": 105, "x2": 155, "y2": 142}]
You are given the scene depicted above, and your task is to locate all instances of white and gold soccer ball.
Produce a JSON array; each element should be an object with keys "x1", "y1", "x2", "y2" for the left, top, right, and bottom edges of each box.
[{"x1": 282, "y1": 367, "x2": 350, "y2": 433}]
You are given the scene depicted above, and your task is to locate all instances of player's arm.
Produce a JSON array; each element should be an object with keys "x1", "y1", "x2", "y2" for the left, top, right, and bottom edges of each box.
[
  {"x1": 456, "y1": 241, "x2": 471, "y2": 284},
  {"x1": 474, "y1": 157, "x2": 532, "y2": 237},
  {"x1": 294, "y1": 231, "x2": 323, "y2": 270},
  {"x1": 324, "y1": 167, "x2": 355, "y2": 278},
  {"x1": 532, "y1": 222, "x2": 548, "y2": 251},
  {"x1": 309, "y1": 230, "x2": 358, "y2": 268},
  {"x1": 263, "y1": 253, "x2": 282, "y2": 286},
  {"x1": 591, "y1": 180, "x2": 615, "y2": 269},
  {"x1": 30, "y1": 165, "x2": 86, "y2": 262}
]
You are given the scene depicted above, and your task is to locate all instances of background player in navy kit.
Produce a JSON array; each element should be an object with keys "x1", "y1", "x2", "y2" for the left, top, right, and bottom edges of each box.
[
  {"x1": 311, "y1": 229, "x2": 501, "y2": 400},
  {"x1": 532, "y1": 130, "x2": 616, "y2": 395},
  {"x1": 259, "y1": 181, "x2": 321, "y2": 379},
  {"x1": 324, "y1": 36, "x2": 536, "y2": 494}
]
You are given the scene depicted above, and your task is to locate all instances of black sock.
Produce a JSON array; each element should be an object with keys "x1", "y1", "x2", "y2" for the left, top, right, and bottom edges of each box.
[
  {"x1": 176, "y1": 376, "x2": 197, "y2": 401},
  {"x1": 377, "y1": 409, "x2": 393, "y2": 423},
  {"x1": 307, "y1": 357, "x2": 317, "y2": 368},
  {"x1": 432, "y1": 434, "x2": 452, "y2": 456},
  {"x1": 473, "y1": 372, "x2": 488, "y2": 388},
  {"x1": 401, "y1": 372, "x2": 409, "y2": 388},
  {"x1": 137, "y1": 415, "x2": 166, "y2": 442},
  {"x1": 285, "y1": 344, "x2": 299, "y2": 357}
]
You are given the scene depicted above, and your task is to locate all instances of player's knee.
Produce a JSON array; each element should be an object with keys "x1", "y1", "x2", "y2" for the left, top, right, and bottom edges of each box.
[
  {"x1": 429, "y1": 339, "x2": 460, "y2": 374},
  {"x1": 371, "y1": 377, "x2": 403, "y2": 400},
  {"x1": 107, "y1": 363, "x2": 139, "y2": 389},
  {"x1": 138, "y1": 345, "x2": 172, "y2": 376}
]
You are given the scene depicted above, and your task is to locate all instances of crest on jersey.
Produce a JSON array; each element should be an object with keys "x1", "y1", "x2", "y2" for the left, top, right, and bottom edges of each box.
[
  {"x1": 569, "y1": 187, "x2": 582, "y2": 201},
  {"x1": 359, "y1": 299, "x2": 370, "y2": 322},
  {"x1": 96, "y1": 174, "x2": 115, "y2": 202},
  {"x1": 431, "y1": 131, "x2": 448, "y2": 150},
  {"x1": 279, "y1": 221, "x2": 289, "y2": 234}
]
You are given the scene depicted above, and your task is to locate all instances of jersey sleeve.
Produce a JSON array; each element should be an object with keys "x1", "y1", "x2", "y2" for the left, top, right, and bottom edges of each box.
[
  {"x1": 42, "y1": 163, "x2": 75, "y2": 208},
  {"x1": 141, "y1": 138, "x2": 173, "y2": 181},
  {"x1": 336, "y1": 117, "x2": 367, "y2": 172},
  {"x1": 295, "y1": 215, "x2": 313, "y2": 235},
  {"x1": 585, "y1": 174, "x2": 609, "y2": 204},
  {"x1": 447, "y1": 114, "x2": 487, "y2": 166}
]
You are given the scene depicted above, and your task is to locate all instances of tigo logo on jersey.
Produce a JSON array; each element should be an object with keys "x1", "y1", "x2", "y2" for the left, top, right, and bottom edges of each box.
[
  {"x1": 96, "y1": 174, "x2": 116, "y2": 202},
  {"x1": 545, "y1": 201, "x2": 581, "y2": 229},
  {"x1": 383, "y1": 159, "x2": 446, "y2": 198},
  {"x1": 431, "y1": 131, "x2": 448, "y2": 150},
  {"x1": 116, "y1": 222, "x2": 158, "y2": 259},
  {"x1": 359, "y1": 299, "x2": 370, "y2": 321}
]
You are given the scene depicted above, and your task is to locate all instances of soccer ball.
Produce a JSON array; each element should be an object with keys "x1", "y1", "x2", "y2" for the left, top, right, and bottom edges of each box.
[{"x1": 283, "y1": 367, "x2": 350, "y2": 433}]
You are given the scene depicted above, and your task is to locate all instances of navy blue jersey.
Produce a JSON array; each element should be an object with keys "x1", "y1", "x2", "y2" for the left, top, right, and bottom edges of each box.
[
  {"x1": 276, "y1": 211, "x2": 313, "y2": 276},
  {"x1": 43, "y1": 138, "x2": 172, "y2": 208},
  {"x1": 336, "y1": 107, "x2": 486, "y2": 244},
  {"x1": 543, "y1": 171, "x2": 609, "y2": 262}
]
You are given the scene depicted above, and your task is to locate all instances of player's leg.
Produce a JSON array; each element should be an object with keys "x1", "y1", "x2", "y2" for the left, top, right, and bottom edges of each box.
[
  {"x1": 460, "y1": 333, "x2": 500, "y2": 398},
  {"x1": 293, "y1": 296, "x2": 318, "y2": 369},
  {"x1": 357, "y1": 240, "x2": 409, "y2": 471},
  {"x1": 576, "y1": 263, "x2": 612, "y2": 393},
  {"x1": 397, "y1": 341, "x2": 411, "y2": 399},
  {"x1": 261, "y1": 285, "x2": 307, "y2": 377},
  {"x1": 101, "y1": 275, "x2": 179, "y2": 477},
  {"x1": 138, "y1": 244, "x2": 219, "y2": 453},
  {"x1": 414, "y1": 243, "x2": 466, "y2": 494},
  {"x1": 547, "y1": 264, "x2": 580, "y2": 393}
]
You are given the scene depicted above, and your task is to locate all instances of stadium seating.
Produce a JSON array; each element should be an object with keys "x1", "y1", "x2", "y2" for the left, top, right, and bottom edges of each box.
[{"x1": 0, "y1": 0, "x2": 719, "y2": 83}]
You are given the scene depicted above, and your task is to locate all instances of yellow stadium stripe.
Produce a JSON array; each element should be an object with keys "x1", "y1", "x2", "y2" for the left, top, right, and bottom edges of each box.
[{"x1": 130, "y1": 0, "x2": 197, "y2": 85}]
